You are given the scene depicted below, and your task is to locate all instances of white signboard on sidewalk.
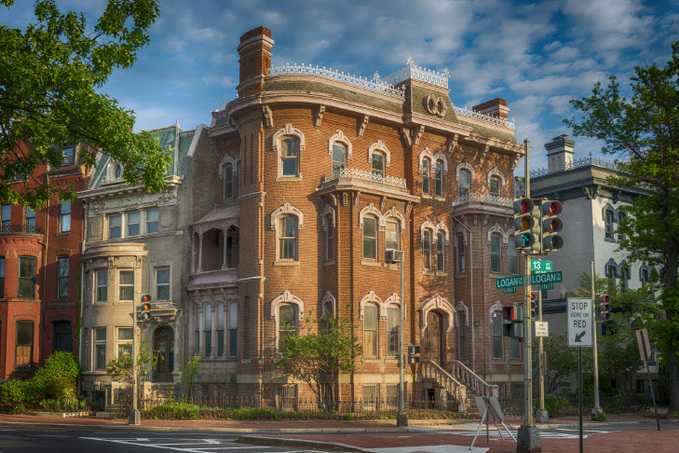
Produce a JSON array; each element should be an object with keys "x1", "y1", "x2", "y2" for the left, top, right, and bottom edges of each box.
[
  {"x1": 567, "y1": 297, "x2": 593, "y2": 347},
  {"x1": 535, "y1": 321, "x2": 549, "y2": 337}
]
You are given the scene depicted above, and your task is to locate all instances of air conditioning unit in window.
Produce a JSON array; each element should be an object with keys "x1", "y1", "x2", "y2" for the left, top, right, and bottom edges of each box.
[{"x1": 385, "y1": 250, "x2": 404, "y2": 264}]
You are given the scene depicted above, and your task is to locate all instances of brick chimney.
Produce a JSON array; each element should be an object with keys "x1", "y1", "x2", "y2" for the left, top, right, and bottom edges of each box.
[
  {"x1": 545, "y1": 134, "x2": 575, "y2": 173},
  {"x1": 472, "y1": 98, "x2": 510, "y2": 119},
  {"x1": 237, "y1": 26, "x2": 274, "y2": 97}
]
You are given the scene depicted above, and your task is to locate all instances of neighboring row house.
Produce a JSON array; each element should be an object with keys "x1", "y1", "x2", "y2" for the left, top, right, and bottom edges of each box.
[{"x1": 0, "y1": 141, "x2": 88, "y2": 379}]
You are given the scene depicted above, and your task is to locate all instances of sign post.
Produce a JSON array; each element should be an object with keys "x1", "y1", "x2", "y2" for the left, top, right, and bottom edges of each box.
[
  {"x1": 568, "y1": 297, "x2": 593, "y2": 453},
  {"x1": 636, "y1": 328, "x2": 661, "y2": 430}
]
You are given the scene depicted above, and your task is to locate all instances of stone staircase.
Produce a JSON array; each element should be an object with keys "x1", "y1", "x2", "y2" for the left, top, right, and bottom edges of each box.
[
  {"x1": 447, "y1": 360, "x2": 499, "y2": 398},
  {"x1": 420, "y1": 360, "x2": 468, "y2": 412}
]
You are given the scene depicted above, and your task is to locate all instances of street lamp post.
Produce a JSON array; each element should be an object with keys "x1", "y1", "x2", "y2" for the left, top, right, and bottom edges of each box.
[
  {"x1": 128, "y1": 257, "x2": 141, "y2": 425},
  {"x1": 397, "y1": 250, "x2": 408, "y2": 427}
]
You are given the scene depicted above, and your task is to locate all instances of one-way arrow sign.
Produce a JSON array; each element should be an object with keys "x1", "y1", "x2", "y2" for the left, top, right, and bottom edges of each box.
[{"x1": 567, "y1": 297, "x2": 593, "y2": 348}]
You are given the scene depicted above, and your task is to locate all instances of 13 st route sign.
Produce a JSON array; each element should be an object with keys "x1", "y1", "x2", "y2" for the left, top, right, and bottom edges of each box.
[{"x1": 567, "y1": 297, "x2": 593, "y2": 347}]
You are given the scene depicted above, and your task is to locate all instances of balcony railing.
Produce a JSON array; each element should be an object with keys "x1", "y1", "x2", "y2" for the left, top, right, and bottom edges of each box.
[
  {"x1": 0, "y1": 223, "x2": 44, "y2": 235},
  {"x1": 530, "y1": 155, "x2": 620, "y2": 178},
  {"x1": 324, "y1": 167, "x2": 408, "y2": 190},
  {"x1": 452, "y1": 193, "x2": 513, "y2": 207}
]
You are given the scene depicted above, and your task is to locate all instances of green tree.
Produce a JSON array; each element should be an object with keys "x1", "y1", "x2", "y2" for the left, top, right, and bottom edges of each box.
[
  {"x1": 179, "y1": 354, "x2": 204, "y2": 402},
  {"x1": 566, "y1": 41, "x2": 679, "y2": 410},
  {"x1": 0, "y1": 0, "x2": 171, "y2": 207},
  {"x1": 106, "y1": 339, "x2": 158, "y2": 409},
  {"x1": 275, "y1": 312, "x2": 362, "y2": 412}
]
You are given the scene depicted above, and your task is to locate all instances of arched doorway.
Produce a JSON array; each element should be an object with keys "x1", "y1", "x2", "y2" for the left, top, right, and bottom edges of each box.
[
  {"x1": 153, "y1": 326, "x2": 174, "y2": 382},
  {"x1": 425, "y1": 311, "x2": 445, "y2": 366}
]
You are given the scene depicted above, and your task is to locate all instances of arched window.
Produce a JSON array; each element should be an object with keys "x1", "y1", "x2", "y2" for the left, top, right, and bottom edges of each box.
[
  {"x1": 371, "y1": 152, "x2": 385, "y2": 179},
  {"x1": 617, "y1": 211, "x2": 627, "y2": 241},
  {"x1": 436, "y1": 231, "x2": 445, "y2": 272},
  {"x1": 459, "y1": 169, "x2": 470, "y2": 199},
  {"x1": 363, "y1": 216, "x2": 378, "y2": 260},
  {"x1": 223, "y1": 163, "x2": 233, "y2": 200},
  {"x1": 385, "y1": 220, "x2": 399, "y2": 252},
  {"x1": 387, "y1": 306, "x2": 398, "y2": 357},
  {"x1": 490, "y1": 234, "x2": 501, "y2": 273},
  {"x1": 203, "y1": 304, "x2": 212, "y2": 357},
  {"x1": 422, "y1": 159, "x2": 431, "y2": 195},
  {"x1": 457, "y1": 234, "x2": 466, "y2": 274},
  {"x1": 279, "y1": 215, "x2": 298, "y2": 260},
  {"x1": 325, "y1": 214, "x2": 334, "y2": 261},
  {"x1": 423, "y1": 229, "x2": 433, "y2": 271},
  {"x1": 228, "y1": 301, "x2": 238, "y2": 356},
  {"x1": 455, "y1": 308, "x2": 467, "y2": 360},
  {"x1": 434, "y1": 161, "x2": 443, "y2": 197},
  {"x1": 491, "y1": 309, "x2": 503, "y2": 359},
  {"x1": 332, "y1": 143, "x2": 346, "y2": 173},
  {"x1": 216, "y1": 302, "x2": 225, "y2": 357},
  {"x1": 363, "y1": 303, "x2": 378, "y2": 357},
  {"x1": 278, "y1": 303, "x2": 298, "y2": 346},
  {"x1": 508, "y1": 239, "x2": 518, "y2": 274},
  {"x1": 281, "y1": 137, "x2": 300, "y2": 177},
  {"x1": 489, "y1": 176, "x2": 501, "y2": 197}
]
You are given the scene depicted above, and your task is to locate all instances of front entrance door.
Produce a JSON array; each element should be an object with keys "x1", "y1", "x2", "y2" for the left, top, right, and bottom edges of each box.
[
  {"x1": 426, "y1": 312, "x2": 444, "y2": 366},
  {"x1": 153, "y1": 327, "x2": 174, "y2": 382}
]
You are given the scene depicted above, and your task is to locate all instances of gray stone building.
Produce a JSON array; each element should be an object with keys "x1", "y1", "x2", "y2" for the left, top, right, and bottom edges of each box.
[{"x1": 78, "y1": 123, "x2": 211, "y2": 408}]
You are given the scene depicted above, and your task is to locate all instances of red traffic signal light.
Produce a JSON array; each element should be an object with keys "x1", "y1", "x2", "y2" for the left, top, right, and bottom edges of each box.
[
  {"x1": 543, "y1": 200, "x2": 563, "y2": 215},
  {"x1": 139, "y1": 295, "x2": 152, "y2": 321}
]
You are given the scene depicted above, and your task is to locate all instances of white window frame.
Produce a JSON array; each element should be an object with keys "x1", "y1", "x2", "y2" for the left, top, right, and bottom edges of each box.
[{"x1": 272, "y1": 124, "x2": 305, "y2": 179}]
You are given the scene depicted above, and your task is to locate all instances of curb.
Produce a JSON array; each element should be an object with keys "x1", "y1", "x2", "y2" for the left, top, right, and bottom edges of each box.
[{"x1": 238, "y1": 435, "x2": 374, "y2": 452}]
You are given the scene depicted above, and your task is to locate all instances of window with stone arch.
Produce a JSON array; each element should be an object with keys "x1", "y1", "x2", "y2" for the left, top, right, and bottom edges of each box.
[
  {"x1": 455, "y1": 302, "x2": 468, "y2": 360},
  {"x1": 272, "y1": 124, "x2": 305, "y2": 178},
  {"x1": 419, "y1": 148, "x2": 447, "y2": 198},
  {"x1": 219, "y1": 154, "x2": 240, "y2": 202},
  {"x1": 270, "y1": 203, "x2": 304, "y2": 262},
  {"x1": 422, "y1": 228, "x2": 433, "y2": 271},
  {"x1": 456, "y1": 161, "x2": 474, "y2": 199},
  {"x1": 489, "y1": 302, "x2": 503, "y2": 360},
  {"x1": 359, "y1": 204, "x2": 385, "y2": 261},
  {"x1": 603, "y1": 204, "x2": 616, "y2": 240},
  {"x1": 368, "y1": 140, "x2": 390, "y2": 181},
  {"x1": 321, "y1": 205, "x2": 336, "y2": 262},
  {"x1": 487, "y1": 167, "x2": 505, "y2": 198},
  {"x1": 328, "y1": 130, "x2": 352, "y2": 174},
  {"x1": 270, "y1": 291, "x2": 304, "y2": 348},
  {"x1": 490, "y1": 233, "x2": 502, "y2": 273},
  {"x1": 384, "y1": 207, "x2": 405, "y2": 253}
]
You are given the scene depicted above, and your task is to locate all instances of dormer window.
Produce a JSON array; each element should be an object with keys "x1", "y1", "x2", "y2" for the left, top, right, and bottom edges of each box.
[{"x1": 62, "y1": 146, "x2": 75, "y2": 166}]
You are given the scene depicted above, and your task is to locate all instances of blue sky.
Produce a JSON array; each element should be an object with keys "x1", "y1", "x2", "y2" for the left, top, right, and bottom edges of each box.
[{"x1": 3, "y1": 0, "x2": 678, "y2": 173}]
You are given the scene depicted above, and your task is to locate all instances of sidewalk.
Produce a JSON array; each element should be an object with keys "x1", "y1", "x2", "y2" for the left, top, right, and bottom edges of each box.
[{"x1": 0, "y1": 411, "x2": 676, "y2": 453}]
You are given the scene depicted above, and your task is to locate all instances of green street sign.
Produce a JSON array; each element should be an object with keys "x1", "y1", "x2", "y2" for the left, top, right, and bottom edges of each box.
[
  {"x1": 531, "y1": 260, "x2": 553, "y2": 272},
  {"x1": 531, "y1": 271, "x2": 563, "y2": 285},
  {"x1": 496, "y1": 275, "x2": 524, "y2": 289},
  {"x1": 537, "y1": 283, "x2": 554, "y2": 290},
  {"x1": 503, "y1": 287, "x2": 517, "y2": 294}
]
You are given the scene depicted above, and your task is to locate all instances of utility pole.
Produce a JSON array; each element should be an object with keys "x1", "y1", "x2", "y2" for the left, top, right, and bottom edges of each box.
[
  {"x1": 591, "y1": 260, "x2": 602, "y2": 419},
  {"x1": 128, "y1": 257, "x2": 141, "y2": 425},
  {"x1": 397, "y1": 250, "x2": 408, "y2": 427},
  {"x1": 517, "y1": 139, "x2": 542, "y2": 452},
  {"x1": 536, "y1": 288, "x2": 548, "y2": 423}
]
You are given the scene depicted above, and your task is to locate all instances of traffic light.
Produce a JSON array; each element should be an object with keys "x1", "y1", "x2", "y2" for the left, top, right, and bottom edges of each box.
[
  {"x1": 513, "y1": 198, "x2": 541, "y2": 254},
  {"x1": 139, "y1": 295, "x2": 152, "y2": 322},
  {"x1": 599, "y1": 295, "x2": 612, "y2": 322},
  {"x1": 540, "y1": 200, "x2": 564, "y2": 254},
  {"x1": 529, "y1": 292, "x2": 538, "y2": 318},
  {"x1": 502, "y1": 306, "x2": 524, "y2": 338},
  {"x1": 407, "y1": 345, "x2": 420, "y2": 364}
]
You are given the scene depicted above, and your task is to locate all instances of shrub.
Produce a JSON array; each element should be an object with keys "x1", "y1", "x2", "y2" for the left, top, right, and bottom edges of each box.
[{"x1": 0, "y1": 380, "x2": 29, "y2": 414}]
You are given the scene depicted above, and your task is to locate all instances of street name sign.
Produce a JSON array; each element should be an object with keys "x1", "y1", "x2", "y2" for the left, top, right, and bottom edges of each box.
[
  {"x1": 530, "y1": 271, "x2": 562, "y2": 285},
  {"x1": 495, "y1": 275, "x2": 524, "y2": 289},
  {"x1": 535, "y1": 321, "x2": 549, "y2": 337},
  {"x1": 503, "y1": 287, "x2": 517, "y2": 294},
  {"x1": 530, "y1": 260, "x2": 552, "y2": 272},
  {"x1": 567, "y1": 297, "x2": 592, "y2": 347}
]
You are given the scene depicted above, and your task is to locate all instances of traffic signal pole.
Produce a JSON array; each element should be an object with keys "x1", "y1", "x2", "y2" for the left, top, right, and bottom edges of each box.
[
  {"x1": 129, "y1": 257, "x2": 141, "y2": 425},
  {"x1": 591, "y1": 260, "x2": 602, "y2": 419},
  {"x1": 517, "y1": 139, "x2": 541, "y2": 452}
]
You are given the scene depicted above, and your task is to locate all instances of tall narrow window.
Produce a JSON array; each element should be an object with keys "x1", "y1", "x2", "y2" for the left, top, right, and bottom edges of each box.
[
  {"x1": 423, "y1": 230, "x2": 432, "y2": 270},
  {"x1": 434, "y1": 161, "x2": 443, "y2": 197},
  {"x1": 226, "y1": 234, "x2": 234, "y2": 268},
  {"x1": 492, "y1": 313, "x2": 503, "y2": 359},
  {"x1": 25, "y1": 207, "x2": 35, "y2": 232},
  {"x1": 387, "y1": 306, "x2": 398, "y2": 357},
  {"x1": 371, "y1": 153, "x2": 385, "y2": 179},
  {"x1": 109, "y1": 214, "x2": 121, "y2": 238},
  {"x1": 422, "y1": 159, "x2": 430, "y2": 195},
  {"x1": 490, "y1": 176, "x2": 501, "y2": 197},
  {"x1": 459, "y1": 170, "x2": 470, "y2": 199},
  {"x1": 363, "y1": 304, "x2": 378, "y2": 357},
  {"x1": 94, "y1": 327, "x2": 106, "y2": 370},
  {"x1": 146, "y1": 208, "x2": 159, "y2": 234},
  {"x1": 223, "y1": 164, "x2": 233, "y2": 200},
  {"x1": 436, "y1": 231, "x2": 445, "y2": 272},
  {"x1": 457, "y1": 235, "x2": 466, "y2": 273},
  {"x1": 456, "y1": 311, "x2": 467, "y2": 360},
  {"x1": 385, "y1": 221, "x2": 399, "y2": 252},
  {"x1": 510, "y1": 337, "x2": 521, "y2": 359},
  {"x1": 127, "y1": 211, "x2": 140, "y2": 236},
  {"x1": 229, "y1": 301, "x2": 238, "y2": 356},
  {"x1": 281, "y1": 137, "x2": 300, "y2": 176},
  {"x1": 216, "y1": 303, "x2": 224, "y2": 357},
  {"x1": 203, "y1": 304, "x2": 212, "y2": 357},
  {"x1": 18, "y1": 256, "x2": 36, "y2": 298},
  {"x1": 332, "y1": 144, "x2": 346, "y2": 173},
  {"x1": 0, "y1": 256, "x2": 4, "y2": 298},
  {"x1": 508, "y1": 240, "x2": 518, "y2": 275},
  {"x1": 325, "y1": 216, "x2": 334, "y2": 261},
  {"x1": 605, "y1": 209, "x2": 614, "y2": 239},
  {"x1": 59, "y1": 201, "x2": 71, "y2": 233},
  {"x1": 362, "y1": 217, "x2": 377, "y2": 260},
  {"x1": 118, "y1": 270, "x2": 134, "y2": 301},
  {"x1": 618, "y1": 212, "x2": 627, "y2": 241},
  {"x1": 279, "y1": 215, "x2": 298, "y2": 260},
  {"x1": 156, "y1": 267, "x2": 170, "y2": 300},
  {"x1": 1, "y1": 204, "x2": 10, "y2": 232},
  {"x1": 15, "y1": 321, "x2": 34, "y2": 369},
  {"x1": 490, "y1": 235, "x2": 501, "y2": 273},
  {"x1": 95, "y1": 270, "x2": 107, "y2": 303},
  {"x1": 278, "y1": 303, "x2": 297, "y2": 346},
  {"x1": 57, "y1": 256, "x2": 69, "y2": 299}
]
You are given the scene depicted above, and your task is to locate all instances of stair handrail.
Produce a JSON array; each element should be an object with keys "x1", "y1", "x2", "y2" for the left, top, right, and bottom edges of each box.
[
  {"x1": 448, "y1": 360, "x2": 499, "y2": 397},
  {"x1": 421, "y1": 360, "x2": 467, "y2": 404}
]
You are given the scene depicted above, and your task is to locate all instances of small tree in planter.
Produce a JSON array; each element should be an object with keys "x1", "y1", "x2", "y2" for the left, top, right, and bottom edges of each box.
[
  {"x1": 106, "y1": 339, "x2": 158, "y2": 410},
  {"x1": 179, "y1": 354, "x2": 203, "y2": 402}
]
